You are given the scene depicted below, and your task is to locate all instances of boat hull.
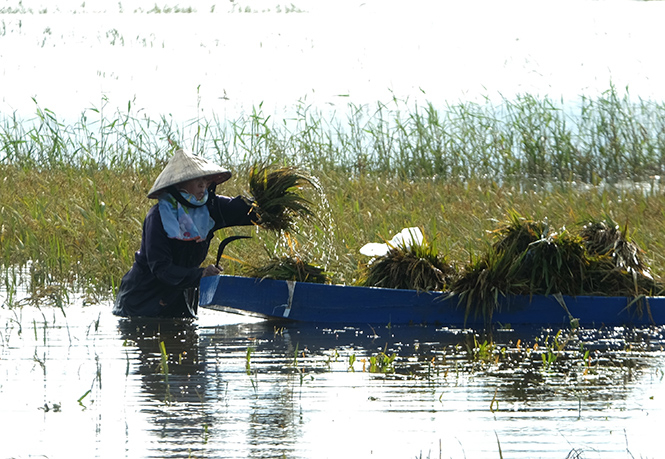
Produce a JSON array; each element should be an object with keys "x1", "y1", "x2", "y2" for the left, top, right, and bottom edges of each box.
[{"x1": 199, "y1": 275, "x2": 665, "y2": 327}]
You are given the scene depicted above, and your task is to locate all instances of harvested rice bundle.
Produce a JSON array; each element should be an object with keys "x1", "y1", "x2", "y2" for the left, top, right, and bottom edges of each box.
[
  {"x1": 584, "y1": 256, "x2": 664, "y2": 296},
  {"x1": 244, "y1": 255, "x2": 328, "y2": 284},
  {"x1": 451, "y1": 213, "x2": 546, "y2": 319},
  {"x1": 448, "y1": 249, "x2": 519, "y2": 320},
  {"x1": 358, "y1": 228, "x2": 456, "y2": 291},
  {"x1": 453, "y1": 211, "x2": 665, "y2": 321},
  {"x1": 579, "y1": 218, "x2": 649, "y2": 275},
  {"x1": 491, "y1": 211, "x2": 548, "y2": 255},
  {"x1": 511, "y1": 230, "x2": 589, "y2": 296},
  {"x1": 579, "y1": 219, "x2": 663, "y2": 296},
  {"x1": 579, "y1": 219, "x2": 622, "y2": 255},
  {"x1": 248, "y1": 163, "x2": 317, "y2": 233}
]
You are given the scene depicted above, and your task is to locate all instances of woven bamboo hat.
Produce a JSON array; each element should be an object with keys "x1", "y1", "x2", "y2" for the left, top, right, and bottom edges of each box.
[{"x1": 147, "y1": 149, "x2": 232, "y2": 198}]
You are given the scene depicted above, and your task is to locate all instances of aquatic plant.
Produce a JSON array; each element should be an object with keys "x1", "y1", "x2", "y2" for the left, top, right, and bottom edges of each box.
[
  {"x1": 159, "y1": 341, "x2": 172, "y2": 404},
  {"x1": 348, "y1": 353, "x2": 357, "y2": 372},
  {"x1": 4, "y1": 86, "x2": 665, "y2": 184},
  {"x1": 466, "y1": 336, "x2": 499, "y2": 364},
  {"x1": 368, "y1": 348, "x2": 397, "y2": 374},
  {"x1": 245, "y1": 346, "x2": 258, "y2": 393}
]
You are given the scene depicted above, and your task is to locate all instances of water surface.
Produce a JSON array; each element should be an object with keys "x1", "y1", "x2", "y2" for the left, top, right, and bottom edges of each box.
[
  {"x1": 2, "y1": 0, "x2": 665, "y2": 125},
  {"x1": 1, "y1": 300, "x2": 664, "y2": 458}
]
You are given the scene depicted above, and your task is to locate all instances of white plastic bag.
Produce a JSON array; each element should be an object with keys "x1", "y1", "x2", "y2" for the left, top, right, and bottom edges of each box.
[{"x1": 359, "y1": 227, "x2": 423, "y2": 257}]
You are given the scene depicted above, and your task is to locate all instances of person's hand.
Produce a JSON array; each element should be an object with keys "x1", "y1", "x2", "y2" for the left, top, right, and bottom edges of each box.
[{"x1": 202, "y1": 264, "x2": 222, "y2": 277}]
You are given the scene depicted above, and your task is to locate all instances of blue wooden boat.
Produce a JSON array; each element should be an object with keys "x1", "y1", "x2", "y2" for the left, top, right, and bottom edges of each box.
[{"x1": 199, "y1": 275, "x2": 665, "y2": 327}]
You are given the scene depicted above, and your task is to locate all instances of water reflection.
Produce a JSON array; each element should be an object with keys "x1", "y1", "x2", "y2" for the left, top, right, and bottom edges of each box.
[{"x1": 117, "y1": 318, "x2": 212, "y2": 458}]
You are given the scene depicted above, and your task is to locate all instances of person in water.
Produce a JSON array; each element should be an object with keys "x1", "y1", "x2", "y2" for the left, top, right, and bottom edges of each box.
[{"x1": 113, "y1": 149, "x2": 257, "y2": 318}]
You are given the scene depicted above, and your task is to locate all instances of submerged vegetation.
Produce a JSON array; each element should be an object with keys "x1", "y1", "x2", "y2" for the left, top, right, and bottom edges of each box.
[{"x1": 2, "y1": 88, "x2": 665, "y2": 307}]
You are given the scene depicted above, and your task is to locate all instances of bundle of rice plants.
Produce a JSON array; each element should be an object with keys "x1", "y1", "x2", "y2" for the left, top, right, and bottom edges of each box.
[
  {"x1": 579, "y1": 219, "x2": 621, "y2": 255},
  {"x1": 452, "y1": 213, "x2": 546, "y2": 321},
  {"x1": 491, "y1": 210, "x2": 549, "y2": 255},
  {"x1": 451, "y1": 249, "x2": 525, "y2": 321},
  {"x1": 453, "y1": 211, "x2": 665, "y2": 323},
  {"x1": 583, "y1": 256, "x2": 662, "y2": 296},
  {"x1": 358, "y1": 235, "x2": 455, "y2": 291},
  {"x1": 248, "y1": 163, "x2": 317, "y2": 233},
  {"x1": 511, "y1": 230, "x2": 588, "y2": 296},
  {"x1": 578, "y1": 217, "x2": 664, "y2": 296},
  {"x1": 244, "y1": 255, "x2": 328, "y2": 284},
  {"x1": 579, "y1": 218, "x2": 649, "y2": 274},
  {"x1": 452, "y1": 212, "x2": 549, "y2": 303}
]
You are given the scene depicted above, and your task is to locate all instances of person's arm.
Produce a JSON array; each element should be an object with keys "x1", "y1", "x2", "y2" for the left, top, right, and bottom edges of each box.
[
  {"x1": 209, "y1": 194, "x2": 259, "y2": 230},
  {"x1": 142, "y1": 208, "x2": 204, "y2": 287}
]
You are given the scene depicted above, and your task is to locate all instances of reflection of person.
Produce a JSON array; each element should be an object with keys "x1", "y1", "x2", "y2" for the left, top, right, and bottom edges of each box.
[{"x1": 113, "y1": 149, "x2": 258, "y2": 318}]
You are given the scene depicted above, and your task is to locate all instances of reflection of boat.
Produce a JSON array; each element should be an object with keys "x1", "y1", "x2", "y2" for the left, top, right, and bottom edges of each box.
[{"x1": 199, "y1": 275, "x2": 665, "y2": 327}]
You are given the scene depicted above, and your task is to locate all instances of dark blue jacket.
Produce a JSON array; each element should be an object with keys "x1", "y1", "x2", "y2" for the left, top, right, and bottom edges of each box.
[{"x1": 113, "y1": 194, "x2": 255, "y2": 318}]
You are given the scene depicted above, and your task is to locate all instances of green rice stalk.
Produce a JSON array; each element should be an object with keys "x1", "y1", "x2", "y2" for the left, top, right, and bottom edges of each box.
[{"x1": 248, "y1": 163, "x2": 317, "y2": 233}]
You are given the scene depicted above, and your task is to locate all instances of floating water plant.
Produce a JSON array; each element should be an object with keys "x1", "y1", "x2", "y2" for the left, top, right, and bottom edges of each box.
[{"x1": 248, "y1": 163, "x2": 317, "y2": 233}]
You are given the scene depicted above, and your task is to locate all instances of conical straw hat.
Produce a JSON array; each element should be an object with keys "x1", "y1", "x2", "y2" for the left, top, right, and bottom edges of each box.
[{"x1": 147, "y1": 149, "x2": 232, "y2": 198}]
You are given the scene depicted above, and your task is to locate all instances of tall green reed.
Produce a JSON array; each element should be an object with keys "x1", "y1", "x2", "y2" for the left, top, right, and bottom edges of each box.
[{"x1": 4, "y1": 87, "x2": 665, "y2": 181}]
